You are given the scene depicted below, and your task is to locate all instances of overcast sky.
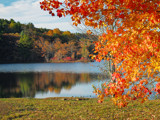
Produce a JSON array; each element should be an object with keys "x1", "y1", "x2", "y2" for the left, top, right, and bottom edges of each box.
[{"x1": 0, "y1": 0, "x2": 80, "y2": 32}]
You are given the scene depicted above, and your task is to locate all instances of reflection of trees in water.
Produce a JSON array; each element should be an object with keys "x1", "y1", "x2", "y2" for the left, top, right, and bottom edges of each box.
[
  {"x1": 0, "y1": 73, "x2": 22, "y2": 97},
  {"x1": 1, "y1": 72, "x2": 159, "y2": 99},
  {"x1": 0, "y1": 72, "x2": 105, "y2": 97},
  {"x1": 17, "y1": 73, "x2": 34, "y2": 97},
  {"x1": 0, "y1": 73, "x2": 35, "y2": 98},
  {"x1": 33, "y1": 72, "x2": 100, "y2": 94}
]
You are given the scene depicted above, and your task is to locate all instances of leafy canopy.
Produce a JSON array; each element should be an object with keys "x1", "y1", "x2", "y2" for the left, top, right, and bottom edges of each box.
[{"x1": 40, "y1": 0, "x2": 160, "y2": 107}]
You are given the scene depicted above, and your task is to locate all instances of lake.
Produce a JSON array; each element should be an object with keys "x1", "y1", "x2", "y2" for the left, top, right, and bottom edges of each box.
[
  {"x1": 0, "y1": 61, "x2": 108, "y2": 98},
  {"x1": 0, "y1": 61, "x2": 159, "y2": 99}
]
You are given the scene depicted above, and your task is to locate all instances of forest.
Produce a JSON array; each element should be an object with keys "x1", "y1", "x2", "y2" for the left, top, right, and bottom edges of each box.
[{"x1": 0, "y1": 18, "x2": 97, "y2": 63}]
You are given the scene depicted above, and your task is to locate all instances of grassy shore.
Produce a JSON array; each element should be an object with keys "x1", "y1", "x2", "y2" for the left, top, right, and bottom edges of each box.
[{"x1": 0, "y1": 97, "x2": 160, "y2": 120}]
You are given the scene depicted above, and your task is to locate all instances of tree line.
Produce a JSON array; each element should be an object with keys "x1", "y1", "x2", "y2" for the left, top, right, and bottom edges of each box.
[{"x1": 0, "y1": 18, "x2": 97, "y2": 63}]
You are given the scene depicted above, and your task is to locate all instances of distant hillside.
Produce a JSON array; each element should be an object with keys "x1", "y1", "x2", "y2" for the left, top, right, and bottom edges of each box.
[{"x1": 0, "y1": 18, "x2": 98, "y2": 63}]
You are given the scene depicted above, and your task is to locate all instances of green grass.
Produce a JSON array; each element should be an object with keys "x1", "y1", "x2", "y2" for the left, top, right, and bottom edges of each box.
[{"x1": 0, "y1": 97, "x2": 160, "y2": 120}]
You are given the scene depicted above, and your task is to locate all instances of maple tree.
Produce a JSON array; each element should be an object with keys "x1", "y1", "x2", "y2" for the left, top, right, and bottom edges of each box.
[{"x1": 40, "y1": 0, "x2": 160, "y2": 107}]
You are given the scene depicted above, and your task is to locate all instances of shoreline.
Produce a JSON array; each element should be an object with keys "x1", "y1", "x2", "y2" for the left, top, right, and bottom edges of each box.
[{"x1": 0, "y1": 60, "x2": 94, "y2": 64}]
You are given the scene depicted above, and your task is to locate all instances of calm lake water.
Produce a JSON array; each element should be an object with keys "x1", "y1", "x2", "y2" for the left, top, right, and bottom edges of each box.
[
  {"x1": 0, "y1": 61, "x2": 108, "y2": 98},
  {"x1": 0, "y1": 61, "x2": 159, "y2": 99}
]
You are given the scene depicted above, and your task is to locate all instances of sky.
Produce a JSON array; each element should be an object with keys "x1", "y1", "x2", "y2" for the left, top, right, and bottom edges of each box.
[{"x1": 0, "y1": 0, "x2": 80, "y2": 33}]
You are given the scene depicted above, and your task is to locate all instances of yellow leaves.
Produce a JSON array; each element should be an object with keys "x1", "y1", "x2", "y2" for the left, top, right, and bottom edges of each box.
[
  {"x1": 155, "y1": 66, "x2": 160, "y2": 72},
  {"x1": 102, "y1": 22, "x2": 107, "y2": 27},
  {"x1": 40, "y1": 0, "x2": 160, "y2": 108},
  {"x1": 80, "y1": 0, "x2": 85, "y2": 4},
  {"x1": 150, "y1": 56, "x2": 160, "y2": 72},
  {"x1": 147, "y1": 68, "x2": 152, "y2": 78}
]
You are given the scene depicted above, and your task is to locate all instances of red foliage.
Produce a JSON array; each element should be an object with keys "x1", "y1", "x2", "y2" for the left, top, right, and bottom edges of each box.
[
  {"x1": 51, "y1": 57, "x2": 58, "y2": 60},
  {"x1": 40, "y1": 0, "x2": 160, "y2": 108},
  {"x1": 63, "y1": 57, "x2": 73, "y2": 61}
]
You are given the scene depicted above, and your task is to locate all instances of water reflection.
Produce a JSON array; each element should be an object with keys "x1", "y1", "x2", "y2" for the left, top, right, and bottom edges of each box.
[{"x1": 0, "y1": 72, "x2": 106, "y2": 98}]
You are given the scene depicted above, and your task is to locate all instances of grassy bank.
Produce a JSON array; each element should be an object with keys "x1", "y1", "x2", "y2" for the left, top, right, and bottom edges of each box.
[{"x1": 0, "y1": 97, "x2": 160, "y2": 120}]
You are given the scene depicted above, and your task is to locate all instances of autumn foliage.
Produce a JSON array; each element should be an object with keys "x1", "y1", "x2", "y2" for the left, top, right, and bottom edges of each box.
[{"x1": 40, "y1": 0, "x2": 160, "y2": 107}]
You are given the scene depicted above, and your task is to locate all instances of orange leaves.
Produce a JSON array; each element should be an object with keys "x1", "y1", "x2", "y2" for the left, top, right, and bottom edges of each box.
[
  {"x1": 139, "y1": 79, "x2": 148, "y2": 85},
  {"x1": 40, "y1": 0, "x2": 160, "y2": 108},
  {"x1": 86, "y1": 30, "x2": 92, "y2": 34}
]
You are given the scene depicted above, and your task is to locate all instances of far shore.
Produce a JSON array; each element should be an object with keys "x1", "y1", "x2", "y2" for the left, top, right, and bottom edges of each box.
[{"x1": 0, "y1": 59, "x2": 94, "y2": 64}]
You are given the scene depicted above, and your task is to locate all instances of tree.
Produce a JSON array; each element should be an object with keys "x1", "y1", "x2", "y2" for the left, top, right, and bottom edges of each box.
[
  {"x1": 40, "y1": 0, "x2": 160, "y2": 107},
  {"x1": 8, "y1": 19, "x2": 22, "y2": 33},
  {"x1": 26, "y1": 23, "x2": 34, "y2": 30},
  {"x1": 47, "y1": 28, "x2": 62, "y2": 37},
  {"x1": 53, "y1": 28, "x2": 61, "y2": 35},
  {"x1": 18, "y1": 31, "x2": 34, "y2": 62},
  {"x1": 35, "y1": 37, "x2": 54, "y2": 62},
  {"x1": 1, "y1": 20, "x2": 8, "y2": 33},
  {"x1": 78, "y1": 38, "x2": 90, "y2": 59},
  {"x1": 15, "y1": 22, "x2": 22, "y2": 33},
  {"x1": 53, "y1": 39, "x2": 68, "y2": 60},
  {"x1": 67, "y1": 40, "x2": 76, "y2": 59},
  {"x1": 62, "y1": 31, "x2": 71, "y2": 36},
  {"x1": 47, "y1": 30, "x2": 54, "y2": 36},
  {"x1": 19, "y1": 31, "x2": 33, "y2": 47},
  {"x1": 9, "y1": 21, "x2": 16, "y2": 33}
]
